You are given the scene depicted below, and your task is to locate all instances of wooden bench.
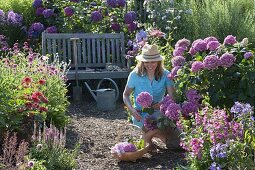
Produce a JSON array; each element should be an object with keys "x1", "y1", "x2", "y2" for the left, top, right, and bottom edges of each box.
[{"x1": 42, "y1": 32, "x2": 130, "y2": 80}]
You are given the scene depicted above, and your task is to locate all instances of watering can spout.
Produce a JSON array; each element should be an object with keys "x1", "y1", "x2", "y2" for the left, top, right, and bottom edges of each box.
[{"x1": 84, "y1": 82, "x2": 97, "y2": 102}]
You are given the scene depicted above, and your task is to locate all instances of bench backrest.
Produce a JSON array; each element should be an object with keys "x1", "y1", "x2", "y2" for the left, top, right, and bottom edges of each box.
[{"x1": 42, "y1": 32, "x2": 126, "y2": 68}]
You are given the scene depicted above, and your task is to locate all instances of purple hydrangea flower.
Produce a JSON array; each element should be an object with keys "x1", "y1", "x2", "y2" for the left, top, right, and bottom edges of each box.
[
  {"x1": 36, "y1": 7, "x2": 44, "y2": 16},
  {"x1": 64, "y1": 7, "x2": 74, "y2": 17},
  {"x1": 207, "y1": 41, "x2": 220, "y2": 51},
  {"x1": 117, "y1": 0, "x2": 126, "y2": 7},
  {"x1": 171, "y1": 56, "x2": 185, "y2": 67},
  {"x1": 165, "y1": 103, "x2": 181, "y2": 121},
  {"x1": 124, "y1": 11, "x2": 136, "y2": 24},
  {"x1": 186, "y1": 89, "x2": 201, "y2": 103},
  {"x1": 188, "y1": 47, "x2": 196, "y2": 56},
  {"x1": 42, "y1": 9, "x2": 54, "y2": 18},
  {"x1": 45, "y1": 26, "x2": 57, "y2": 33},
  {"x1": 182, "y1": 101, "x2": 198, "y2": 117},
  {"x1": 223, "y1": 35, "x2": 237, "y2": 45},
  {"x1": 111, "y1": 142, "x2": 137, "y2": 154},
  {"x1": 204, "y1": 36, "x2": 218, "y2": 44},
  {"x1": 91, "y1": 11, "x2": 102, "y2": 22},
  {"x1": 136, "y1": 92, "x2": 153, "y2": 108},
  {"x1": 219, "y1": 53, "x2": 236, "y2": 68},
  {"x1": 167, "y1": 66, "x2": 181, "y2": 80},
  {"x1": 32, "y1": 0, "x2": 42, "y2": 8},
  {"x1": 160, "y1": 95, "x2": 175, "y2": 114},
  {"x1": 144, "y1": 115, "x2": 158, "y2": 130},
  {"x1": 28, "y1": 22, "x2": 45, "y2": 38},
  {"x1": 244, "y1": 52, "x2": 253, "y2": 59},
  {"x1": 193, "y1": 39, "x2": 207, "y2": 52},
  {"x1": 127, "y1": 22, "x2": 137, "y2": 32},
  {"x1": 203, "y1": 55, "x2": 219, "y2": 70},
  {"x1": 107, "y1": 0, "x2": 118, "y2": 8},
  {"x1": 175, "y1": 38, "x2": 190, "y2": 49},
  {"x1": 173, "y1": 47, "x2": 185, "y2": 57},
  {"x1": 111, "y1": 23, "x2": 121, "y2": 32},
  {"x1": 191, "y1": 61, "x2": 204, "y2": 73},
  {"x1": 7, "y1": 11, "x2": 23, "y2": 26}
]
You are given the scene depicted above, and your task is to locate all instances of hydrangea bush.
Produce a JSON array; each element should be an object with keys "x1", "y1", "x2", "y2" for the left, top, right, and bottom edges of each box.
[{"x1": 170, "y1": 35, "x2": 255, "y2": 109}]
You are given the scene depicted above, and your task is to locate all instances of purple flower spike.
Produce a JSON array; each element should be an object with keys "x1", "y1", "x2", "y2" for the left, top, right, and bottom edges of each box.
[{"x1": 224, "y1": 35, "x2": 237, "y2": 45}]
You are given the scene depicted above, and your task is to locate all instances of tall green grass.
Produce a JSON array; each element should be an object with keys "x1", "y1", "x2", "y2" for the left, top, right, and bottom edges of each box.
[{"x1": 173, "y1": 0, "x2": 255, "y2": 44}]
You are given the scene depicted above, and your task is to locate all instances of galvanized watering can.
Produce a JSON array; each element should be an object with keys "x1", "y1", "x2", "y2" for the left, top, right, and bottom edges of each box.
[{"x1": 84, "y1": 78, "x2": 119, "y2": 111}]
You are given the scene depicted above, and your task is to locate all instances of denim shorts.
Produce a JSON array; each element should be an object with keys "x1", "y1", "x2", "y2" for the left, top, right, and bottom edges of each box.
[{"x1": 131, "y1": 110, "x2": 161, "y2": 129}]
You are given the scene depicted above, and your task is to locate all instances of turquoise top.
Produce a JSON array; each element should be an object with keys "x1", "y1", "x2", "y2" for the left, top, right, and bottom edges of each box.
[{"x1": 127, "y1": 69, "x2": 174, "y2": 110}]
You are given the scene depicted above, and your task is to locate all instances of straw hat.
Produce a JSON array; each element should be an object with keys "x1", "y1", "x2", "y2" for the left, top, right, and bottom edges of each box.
[{"x1": 136, "y1": 44, "x2": 163, "y2": 62}]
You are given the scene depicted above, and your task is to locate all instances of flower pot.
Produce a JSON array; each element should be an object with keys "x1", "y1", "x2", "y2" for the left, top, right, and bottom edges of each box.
[{"x1": 112, "y1": 145, "x2": 151, "y2": 162}]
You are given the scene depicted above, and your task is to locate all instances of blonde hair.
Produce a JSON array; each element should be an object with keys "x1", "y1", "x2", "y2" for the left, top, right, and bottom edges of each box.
[{"x1": 134, "y1": 61, "x2": 164, "y2": 81}]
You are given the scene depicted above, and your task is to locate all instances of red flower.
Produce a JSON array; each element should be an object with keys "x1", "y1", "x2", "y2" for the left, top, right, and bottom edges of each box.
[
  {"x1": 39, "y1": 106, "x2": 48, "y2": 113},
  {"x1": 38, "y1": 79, "x2": 46, "y2": 85},
  {"x1": 22, "y1": 77, "x2": 32, "y2": 87}
]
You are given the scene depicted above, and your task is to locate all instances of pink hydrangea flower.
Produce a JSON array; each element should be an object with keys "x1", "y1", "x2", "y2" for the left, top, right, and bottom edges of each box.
[
  {"x1": 165, "y1": 103, "x2": 181, "y2": 121},
  {"x1": 203, "y1": 55, "x2": 220, "y2": 70},
  {"x1": 223, "y1": 35, "x2": 237, "y2": 45},
  {"x1": 207, "y1": 41, "x2": 220, "y2": 51},
  {"x1": 191, "y1": 61, "x2": 204, "y2": 73},
  {"x1": 111, "y1": 142, "x2": 137, "y2": 155},
  {"x1": 171, "y1": 56, "x2": 186, "y2": 67},
  {"x1": 175, "y1": 38, "x2": 190, "y2": 49},
  {"x1": 136, "y1": 92, "x2": 153, "y2": 108},
  {"x1": 167, "y1": 66, "x2": 181, "y2": 80},
  {"x1": 219, "y1": 53, "x2": 236, "y2": 68}
]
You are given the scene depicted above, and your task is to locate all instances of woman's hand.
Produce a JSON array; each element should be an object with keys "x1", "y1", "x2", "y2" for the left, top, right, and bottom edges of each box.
[{"x1": 130, "y1": 108, "x2": 142, "y2": 121}]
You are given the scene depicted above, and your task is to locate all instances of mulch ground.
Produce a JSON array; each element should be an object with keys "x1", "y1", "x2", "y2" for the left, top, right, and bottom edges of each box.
[{"x1": 66, "y1": 99, "x2": 187, "y2": 170}]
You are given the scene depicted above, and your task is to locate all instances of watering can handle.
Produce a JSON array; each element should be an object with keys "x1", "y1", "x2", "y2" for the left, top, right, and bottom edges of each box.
[{"x1": 97, "y1": 78, "x2": 119, "y2": 102}]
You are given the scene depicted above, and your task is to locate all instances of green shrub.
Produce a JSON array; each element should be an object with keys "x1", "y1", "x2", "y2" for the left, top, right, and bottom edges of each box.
[
  {"x1": 174, "y1": 0, "x2": 255, "y2": 44},
  {"x1": 0, "y1": 44, "x2": 69, "y2": 138}
]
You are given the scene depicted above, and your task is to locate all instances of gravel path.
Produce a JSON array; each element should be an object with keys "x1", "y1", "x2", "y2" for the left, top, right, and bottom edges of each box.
[{"x1": 66, "y1": 100, "x2": 186, "y2": 170}]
